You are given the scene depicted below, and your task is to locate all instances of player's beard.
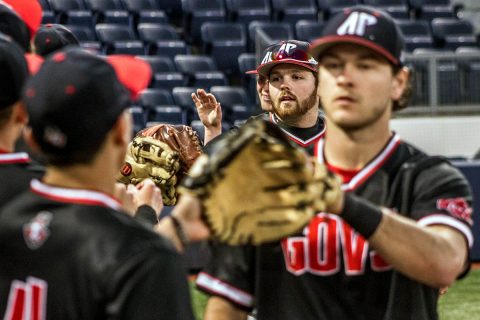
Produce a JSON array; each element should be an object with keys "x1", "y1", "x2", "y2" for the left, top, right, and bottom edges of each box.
[{"x1": 272, "y1": 90, "x2": 317, "y2": 122}]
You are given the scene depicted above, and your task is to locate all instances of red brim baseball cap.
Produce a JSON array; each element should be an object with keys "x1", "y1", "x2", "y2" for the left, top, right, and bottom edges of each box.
[
  {"x1": 2, "y1": 0, "x2": 42, "y2": 39},
  {"x1": 23, "y1": 48, "x2": 152, "y2": 158},
  {"x1": 309, "y1": 6, "x2": 405, "y2": 66}
]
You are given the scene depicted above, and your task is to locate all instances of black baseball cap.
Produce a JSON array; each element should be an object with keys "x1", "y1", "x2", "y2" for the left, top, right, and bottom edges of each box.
[
  {"x1": 34, "y1": 24, "x2": 80, "y2": 57},
  {"x1": 310, "y1": 6, "x2": 405, "y2": 66},
  {"x1": 23, "y1": 48, "x2": 152, "y2": 159},
  {"x1": 0, "y1": 32, "x2": 29, "y2": 109},
  {"x1": 254, "y1": 40, "x2": 318, "y2": 76},
  {"x1": 0, "y1": 0, "x2": 42, "y2": 52}
]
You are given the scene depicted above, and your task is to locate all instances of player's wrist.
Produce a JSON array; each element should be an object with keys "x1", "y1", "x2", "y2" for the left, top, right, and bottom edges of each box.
[{"x1": 340, "y1": 193, "x2": 383, "y2": 239}]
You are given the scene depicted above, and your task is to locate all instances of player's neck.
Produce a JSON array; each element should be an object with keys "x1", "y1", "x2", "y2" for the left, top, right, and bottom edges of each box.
[{"x1": 323, "y1": 120, "x2": 392, "y2": 170}]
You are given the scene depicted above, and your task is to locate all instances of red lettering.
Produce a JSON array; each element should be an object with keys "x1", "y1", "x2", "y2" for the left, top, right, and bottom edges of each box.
[
  {"x1": 282, "y1": 238, "x2": 307, "y2": 275},
  {"x1": 341, "y1": 223, "x2": 368, "y2": 275},
  {"x1": 4, "y1": 277, "x2": 47, "y2": 320},
  {"x1": 370, "y1": 251, "x2": 392, "y2": 271},
  {"x1": 308, "y1": 214, "x2": 340, "y2": 275}
]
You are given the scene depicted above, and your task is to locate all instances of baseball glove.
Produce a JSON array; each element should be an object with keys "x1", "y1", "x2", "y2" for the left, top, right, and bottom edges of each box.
[
  {"x1": 118, "y1": 124, "x2": 202, "y2": 206},
  {"x1": 179, "y1": 119, "x2": 341, "y2": 246}
]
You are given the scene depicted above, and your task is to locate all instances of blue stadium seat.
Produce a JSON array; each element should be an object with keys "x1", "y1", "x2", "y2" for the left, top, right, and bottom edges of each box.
[
  {"x1": 129, "y1": 106, "x2": 146, "y2": 133},
  {"x1": 316, "y1": 0, "x2": 360, "y2": 19},
  {"x1": 67, "y1": 24, "x2": 102, "y2": 52},
  {"x1": 409, "y1": 0, "x2": 455, "y2": 20},
  {"x1": 190, "y1": 120, "x2": 205, "y2": 140},
  {"x1": 151, "y1": 73, "x2": 186, "y2": 90},
  {"x1": 271, "y1": 0, "x2": 318, "y2": 24},
  {"x1": 140, "y1": 88, "x2": 175, "y2": 109},
  {"x1": 201, "y1": 22, "x2": 247, "y2": 75},
  {"x1": 137, "y1": 23, "x2": 189, "y2": 56},
  {"x1": 210, "y1": 86, "x2": 252, "y2": 112},
  {"x1": 231, "y1": 105, "x2": 253, "y2": 122},
  {"x1": 174, "y1": 54, "x2": 218, "y2": 77},
  {"x1": 248, "y1": 21, "x2": 294, "y2": 51},
  {"x1": 137, "y1": 55, "x2": 176, "y2": 73},
  {"x1": 431, "y1": 18, "x2": 478, "y2": 50},
  {"x1": 182, "y1": 0, "x2": 227, "y2": 44},
  {"x1": 172, "y1": 87, "x2": 199, "y2": 121},
  {"x1": 41, "y1": 11, "x2": 56, "y2": 24},
  {"x1": 95, "y1": 23, "x2": 145, "y2": 54},
  {"x1": 295, "y1": 20, "x2": 324, "y2": 42},
  {"x1": 362, "y1": 0, "x2": 409, "y2": 19},
  {"x1": 39, "y1": 0, "x2": 51, "y2": 10},
  {"x1": 47, "y1": 0, "x2": 94, "y2": 26},
  {"x1": 225, "y1": 0, "x2": 272, "y2": 25},
  {"x1": 397, "y1": 20, "x2": 434, "y2": 51},
  {"x1": 150, "y1": 105, "x2": 188, "y2": 124},
  {"x1": 192, "y1": 71, "x2": 229, "y2": 90},
  {"x1": 238, "y1": 53, "x2": 257, "y2": 102},
  {"x1": 84, "y1": 0, "x2": 130, "y2": 25},
  {"x1": 121, "y1": 0, "x2": 169, "y2": 24}
]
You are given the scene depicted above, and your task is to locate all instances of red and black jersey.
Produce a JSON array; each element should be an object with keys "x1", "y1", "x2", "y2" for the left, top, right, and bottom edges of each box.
[
  {"x1": 0, "y1": 180, "x2": 194, "y2": 320},
  {"x1": 196, "y1": 133, "x2": 473, "y2": 320},
  {"x1": 0, "y1": 151, "x2": 43, "y2": 208}
]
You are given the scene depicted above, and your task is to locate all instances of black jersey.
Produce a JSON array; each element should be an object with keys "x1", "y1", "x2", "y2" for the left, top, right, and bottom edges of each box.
[
  {"x1": 0, "y1": 180, "x2": 194, "y2": 320},
  {"x1": 196, "y1": 134, "x2": 473, "y2": 320},
  {"x1": 0, "y1": 152, "x2": 43, "y2": 208}
]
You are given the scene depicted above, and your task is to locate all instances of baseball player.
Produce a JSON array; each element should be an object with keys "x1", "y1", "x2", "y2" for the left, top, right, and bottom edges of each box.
[
  {"x1": 0, "y1": 48, "x2": 208, "y2": 319},
  {"x1": 0, "y1": 34, "x2": 43, "y2": 208},
  {"x1": 197, "y1": 6, "x2": 473, "y2": 320},
  {"x1": 191, "y1": 40, "x2": 325, "y2": 153}
]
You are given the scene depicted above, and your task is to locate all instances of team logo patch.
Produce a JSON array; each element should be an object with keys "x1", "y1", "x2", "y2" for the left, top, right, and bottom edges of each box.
[
  {"x1": 23, "y1": 212, "x2": 53, "y2": 250},
  {"x1": 436, "y1": 198, "x2": 473, "y2": 225},
  {"x1": 120, "y1": 162, "x2": 133, "y2": 176}
]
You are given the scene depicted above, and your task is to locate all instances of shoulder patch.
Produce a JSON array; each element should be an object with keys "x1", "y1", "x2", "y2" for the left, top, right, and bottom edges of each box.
[
  {"x1": 436, "y1": 198, "x2": 473, "y2": 225},
  {"x1": 23, "y1": 212, "x2": 53, "y2": 250}
]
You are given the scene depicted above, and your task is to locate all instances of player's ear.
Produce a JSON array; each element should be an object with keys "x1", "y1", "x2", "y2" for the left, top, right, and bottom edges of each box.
[
  {"x1": 12, "y1": 101, "x2": 28, "y2": 125},
  {"x1": 391, "y1": 66, "x2": 409, "y2": 101},
  {"x1": 23, "y1": 126, "x2": 42, "y2": 155}
]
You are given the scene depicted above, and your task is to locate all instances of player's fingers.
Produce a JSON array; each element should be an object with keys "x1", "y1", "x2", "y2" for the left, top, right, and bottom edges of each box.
[
  {"x1": 191, "y1": 93, "x2": 202, "y2": 108},
  {"x1": 206, "y1": 93, "x2": 218, "y2": 106}
]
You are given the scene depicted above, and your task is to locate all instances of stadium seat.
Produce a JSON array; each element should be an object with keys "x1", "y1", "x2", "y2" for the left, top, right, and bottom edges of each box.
[
  {"x1": 140, "y1": 88, "x2": 175, "y2": 109},
  {"x1": 225, "y1": 0, "x2": 272, "y2": 25},
  {"x1": 121, "y1": 0, "x2": 169, "y2": 24},
  {"x1": 182, "y1": 0, "x2": 227, "y2": 44},
  {"x1": 316, "y1": 0, "x2": 360, "y2": 19},
  {"x1": 192, "y1": 72, "x2": 229, "y2": 90},
  {"x1": 129, "y1": 106, "x2": 146, "y2": 133},
  {"x1": 431, "y1": 18, "x2": 478, "y2": 50},
  {"x1": 137, "y1": 23, "x2": 189, "y2": 56},
  {"x1": 172, "y1": 87, "x2": 199, "y2": 121},
  {"x1": 201, "y1": 22, "x2": 247, "y2": 75},
  {"x1": 231, "y1": 105, "x2": 253, "y2": 122},
  {"x1": 39, "y1": 0, "x2": 51, "y2": 10},
  {"x1": 84, "y1": 0, "x2": 130, "y2": 25},
  {"x1": 47, "y1": 0, "x2": 94, "y2": 26},
  {"x1": 210, "y1": 86, "x2": 252, "y2": 113},
  {"x1": 295, "y1": 20, "x2": 325, "y2": 42},
  {"x1": 409, "y1": 0, "x2": 455, "y2": 20},
  {"x1": 41, "y1": 11, "x2": 56, "y2": 24},
  {"x1": 151, "y1": 73, "x2": 186, "y2": 90},
  {"x1": 67, "y1": 24, "x2": 102, "y2": 52},
  {"x1": 137, "y1": 55, "x2": 176, "y2": 73},
  {"x1": 362, "y1": 0, "x2": 409, "y2": 19},
  {"x1": 238, "y1": 53, "x2": 257, "y2": 102},
  {"x1": 397, "y1": 20, "x2": 434, "y2": 51},
  {"x1": 248, "y1": 21, "x2": 294, "y2": 51},
  {"x1": 190, "y1": 120, "x2": 205, "y2": 140},
  {"x1": 150, "y1": 105, "x2": 188, "y2": 124},
  {"x1": 271, "y1": 0, "x2": 318, "y2": 24},
  {"x1": 95, "y1": 23, "x2": 145, "y2": 54},
  {"x1": 174, "y1": 54, "x2": 218, "y2": 76}
]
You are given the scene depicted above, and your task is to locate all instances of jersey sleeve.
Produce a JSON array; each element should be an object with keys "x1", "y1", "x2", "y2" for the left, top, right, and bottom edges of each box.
[
  {"x1": 410, "y1": 162, "x2": 474, "y2": 247},
  {"x1": 105, "y1": 245, "x2": 195, "y2": 320},
  {"x1": 195, "y1": 242, "x2": 256, "y2": 310}
]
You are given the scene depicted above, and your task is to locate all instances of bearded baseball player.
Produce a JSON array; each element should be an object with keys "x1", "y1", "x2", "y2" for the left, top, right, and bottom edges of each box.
[
  {"x1": 192, "y1": 40, "x2": 325, "y2": 153},
  {"x1": 197, "y1": 6, "x2": 474, "y2": 320}
]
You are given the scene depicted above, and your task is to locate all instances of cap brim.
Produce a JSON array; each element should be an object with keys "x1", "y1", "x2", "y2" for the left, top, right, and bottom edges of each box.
[
  {"x1": 257, "y1": 59, "x2": 318, "y2": 76},
  {"x1": 107, "y1": 55, "x2": 152, "y2": 100},
  {"x1": 2, "y1": 0, "x2": 42, "y2": 38},
  {"x1": 245, "y1": 69, "x2": 258, "y2": 75},
  {"x1": 310, "y1": 35, "x2": 399, "y2": 66}
]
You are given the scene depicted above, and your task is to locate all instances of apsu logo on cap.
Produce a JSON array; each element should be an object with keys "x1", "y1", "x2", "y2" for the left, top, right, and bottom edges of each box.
[
  {"x1": 23, "y1": 211, "x2": 53, "y2": 250},
  {"x1": 337, "y1": 11, "x2": 378, "y2": 36},
  {"x1": 436, "y1": 198, "x2": 473, "y2": 225}
]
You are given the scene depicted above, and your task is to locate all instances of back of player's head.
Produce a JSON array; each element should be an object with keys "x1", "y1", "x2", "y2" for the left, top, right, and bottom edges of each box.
[
  {"x1": 0, "y1": 0, "x2": 43, "y2": 52},
  {"x1": 23, "y1": 48, "x2": 152, "y2": 166},
  {"x1": 0, "y1": 33, "x2": 28, "y2": 110},
  {"x1": 253, "y1": 40, "x2": 318, "y2": 77},
  {"x1": 33, "y1": 24, "x2": 80, "y2": 57}
]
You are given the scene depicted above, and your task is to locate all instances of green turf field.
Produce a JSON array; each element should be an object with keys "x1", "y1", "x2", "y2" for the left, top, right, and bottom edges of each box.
[{"x1": 191, "y1": 268, "x2": 480, "y2": 320}]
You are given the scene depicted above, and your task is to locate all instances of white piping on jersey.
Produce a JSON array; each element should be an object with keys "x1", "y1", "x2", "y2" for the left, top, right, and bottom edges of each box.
[
  {"x1": 315, "y1": 133, "x2": 402, "y2": 192},
  {"x1": 30, "y1": 179, "x2": 122, "y2": 211},
  {"x1": 0, "y1": 152, "x2": 30, "y2": 164},
  {"x1": 269, "y1": 113, "x2": 325, "y2": 146},
  {"x1": 418, "y1": 214, "x2": 474, "y2": 248},
  {"x1": 196, "y1": 272, "x2": 253, "y2": 307}
]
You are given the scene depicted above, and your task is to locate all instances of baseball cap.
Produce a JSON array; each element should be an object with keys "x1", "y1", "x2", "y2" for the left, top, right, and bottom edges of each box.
[
  {"x1": 254, "y1": 40, "x2": 318, "y2": 76},
  {"x1": 0, "y1": 33, "x2": 29, "y2": 109},
  {"x1": 23, "y1": 48, "x2": 152, "y2": 159},
  {"x1": 0, "y1": 1, "x2": 31, "y2": 51},
  {"x1": 34, "y1": 24, "x2": 80, "y2": 57},
  {"x1": 309, "y1": 6, "x2": 405, "y2": 66},
  {"x1": 1, "y1": 0, "x2": 43, "y2": 39}
]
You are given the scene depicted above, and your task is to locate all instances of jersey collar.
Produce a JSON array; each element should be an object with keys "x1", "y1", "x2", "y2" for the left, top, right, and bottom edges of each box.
[
  {"x1": 30, "y1": 179, "x2": 122, "y2": 210},
  {"x1": 315, "y1": 133, "x2": 402, "y2": 192},
  {"x1": 269, "y1": 113, "x2": 325, "y2": 147},
  {"x1": 0, "y1": 152, "x2": 30, "y2": 164}
]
